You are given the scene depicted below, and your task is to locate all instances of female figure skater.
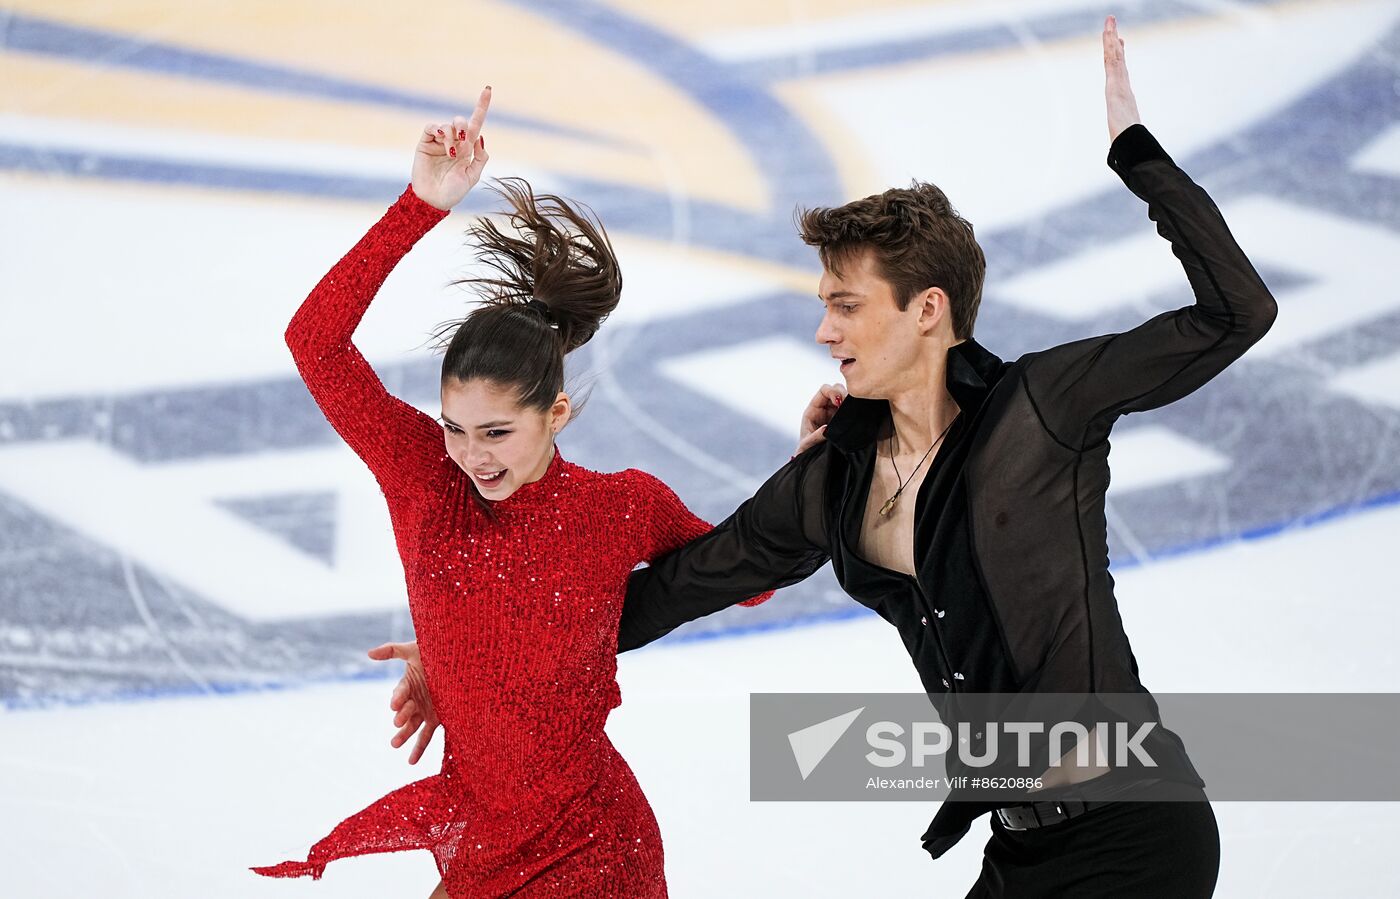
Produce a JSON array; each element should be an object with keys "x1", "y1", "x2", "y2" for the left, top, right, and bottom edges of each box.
[{"x1": 251, "y1": 87, "x2": 766, "y2": 897}]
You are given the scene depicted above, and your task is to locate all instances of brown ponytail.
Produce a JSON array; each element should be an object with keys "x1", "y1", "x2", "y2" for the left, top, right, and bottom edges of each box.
[{"x1": 429, "y1": 177, "x2": 622, "y2": 411}]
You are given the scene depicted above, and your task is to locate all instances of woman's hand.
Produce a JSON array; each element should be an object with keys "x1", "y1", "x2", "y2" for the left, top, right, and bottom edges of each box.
[
  {"x1": 1103, "y1": 16, "x2": 1143, "y2": 144},
  {"x1": 412, "y1": 85, "x2": 493, "y2": 212},
  {"x1": 794, "y1": 382, "x2": 846, "y2": 456},
  {"x1": 367, "y1": 640, "x2": 439, "y2": 764}
]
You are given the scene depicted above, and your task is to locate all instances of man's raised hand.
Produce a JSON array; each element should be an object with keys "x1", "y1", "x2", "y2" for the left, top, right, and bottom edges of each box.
[
  {"x1": 1103, "y1": 16, "x2": 1143, "y2": 144},
  {"x1": 412, "y1": 85, "x2": 493, "y2": 212}
]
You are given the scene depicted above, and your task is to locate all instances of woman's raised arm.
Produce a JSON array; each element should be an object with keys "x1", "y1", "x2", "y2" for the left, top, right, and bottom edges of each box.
[{"x1": 285, "y1": 87, "x2": 492, "y2": 504}]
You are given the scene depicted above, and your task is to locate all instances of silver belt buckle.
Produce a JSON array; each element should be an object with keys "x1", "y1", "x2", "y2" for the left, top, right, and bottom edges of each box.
[{"x1": 996, "y1": 807, "x2": 1030, "y2": 831}]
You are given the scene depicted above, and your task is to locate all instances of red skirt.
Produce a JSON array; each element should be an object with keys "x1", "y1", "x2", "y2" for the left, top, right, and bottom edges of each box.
[{"x1": 252, "y1": 736, "x2": 667, "y2": 898}]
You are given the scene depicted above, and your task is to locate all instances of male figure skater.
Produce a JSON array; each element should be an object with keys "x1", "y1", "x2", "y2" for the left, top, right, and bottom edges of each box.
[{"x1": 382, "y1": 17, "x2": 1273, "y2": 896}]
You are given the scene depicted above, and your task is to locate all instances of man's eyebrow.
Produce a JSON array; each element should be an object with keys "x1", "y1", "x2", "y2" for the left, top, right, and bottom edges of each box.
[{"x1": 819, "y1": 290, "x2": 863, "y2": 301}]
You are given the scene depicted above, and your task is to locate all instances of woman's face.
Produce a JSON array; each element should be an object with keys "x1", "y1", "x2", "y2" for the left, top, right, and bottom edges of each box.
[{"x1": 438, "y1": 378, "x2": 570, "y2": 501}]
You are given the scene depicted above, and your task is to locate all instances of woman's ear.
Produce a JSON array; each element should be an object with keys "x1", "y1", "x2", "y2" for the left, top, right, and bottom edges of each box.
[{"x1": 549, "y1": 392, "x2": 572, "y2": 435}]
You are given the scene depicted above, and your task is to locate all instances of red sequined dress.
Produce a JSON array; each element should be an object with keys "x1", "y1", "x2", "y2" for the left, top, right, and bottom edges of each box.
[{"x1": 251, "y1": 185, "x2": 769, "y2": 897}]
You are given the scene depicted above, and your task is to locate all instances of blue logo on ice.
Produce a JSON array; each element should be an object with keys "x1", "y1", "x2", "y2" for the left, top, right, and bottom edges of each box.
[{"x1": 788, "y1": 707, "x2": 864, "y2": 780}]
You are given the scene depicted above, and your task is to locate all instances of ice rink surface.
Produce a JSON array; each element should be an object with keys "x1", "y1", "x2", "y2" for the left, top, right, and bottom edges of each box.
[{"x1": 3, "y1": 0, "x2": 1400, "y2": 895}]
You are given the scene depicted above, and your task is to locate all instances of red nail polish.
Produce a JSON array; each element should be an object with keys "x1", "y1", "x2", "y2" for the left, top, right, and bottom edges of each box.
[
  {"x1": 458, "y1": 130, "x2": 465, "y2": 140},
  {"x1": 436, "y1": 128, "x2": 444, "y2": 136},
  {"x1": 449, "y1": 146, "x2": 456, "y2": 158},
  {"x1": 480, "y1": 135, "x2": 486, "y2": 149}
]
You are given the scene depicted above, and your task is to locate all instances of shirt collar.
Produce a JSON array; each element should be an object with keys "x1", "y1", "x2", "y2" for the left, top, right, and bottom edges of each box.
[{"x1": 824, "y1": 338, "x2": 1006, "y2": 453}]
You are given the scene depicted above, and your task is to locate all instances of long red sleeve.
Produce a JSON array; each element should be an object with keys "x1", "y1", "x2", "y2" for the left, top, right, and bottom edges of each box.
[
  {"x1": 285, "y1": 185, "x2": 452, "y2": 505},
  {"x1": 623, "y1": 469, "x2": 773, "y2": 608}
]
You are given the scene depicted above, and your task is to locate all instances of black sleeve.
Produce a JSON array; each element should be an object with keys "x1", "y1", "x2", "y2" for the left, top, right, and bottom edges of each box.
[
  {"x1": 616, "y1": 444, "x2": 834, "y2": 652},
  {"x1": 1021, "y1": 124, "x2": 1278, "y2": 449}
]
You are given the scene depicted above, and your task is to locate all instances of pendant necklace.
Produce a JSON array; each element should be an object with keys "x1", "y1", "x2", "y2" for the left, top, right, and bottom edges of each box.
[{"x1": 880, "y1": 414, "x2": 959, "y2": 517}]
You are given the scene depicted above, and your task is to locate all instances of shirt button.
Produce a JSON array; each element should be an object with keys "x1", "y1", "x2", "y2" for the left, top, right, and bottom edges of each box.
[
  {"x1": 921, "y1": 616, "x2": 928, "y2": 626},
  {"x1": 953, "y1": 672, "x2": 965, "y2": 681},
  {"x1": 941, "y1": 677, "x2": 950, "y2": 689},
  {"x1": 935, "y1": 608, "x2": 945, "y2": 618}
]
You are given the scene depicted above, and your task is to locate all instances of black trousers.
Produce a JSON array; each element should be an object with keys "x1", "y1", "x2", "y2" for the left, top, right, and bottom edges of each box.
[{"x1": 964, "y1": 793, "x2": 1220, "y2": 898}]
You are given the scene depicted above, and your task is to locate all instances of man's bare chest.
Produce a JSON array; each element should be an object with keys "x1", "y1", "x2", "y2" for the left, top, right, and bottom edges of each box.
[{"x1": 857, "y1": 458, "x2": 930, "y2": 577}]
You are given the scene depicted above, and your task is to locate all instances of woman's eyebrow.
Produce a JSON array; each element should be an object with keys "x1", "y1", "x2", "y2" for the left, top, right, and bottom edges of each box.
[{"x1": 440, "y1": 413, "x2": 513, "y2": 429}]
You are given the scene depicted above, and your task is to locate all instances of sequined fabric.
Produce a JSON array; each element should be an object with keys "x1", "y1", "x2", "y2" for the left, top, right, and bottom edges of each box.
[{"x1": 251, "y1": 185, "x2": 770, "y2": 897}]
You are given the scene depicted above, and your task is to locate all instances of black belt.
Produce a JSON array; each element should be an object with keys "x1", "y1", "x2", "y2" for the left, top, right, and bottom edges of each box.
[{"x1": 995, "y1": 799, "x2": 1101, "y2": 831}]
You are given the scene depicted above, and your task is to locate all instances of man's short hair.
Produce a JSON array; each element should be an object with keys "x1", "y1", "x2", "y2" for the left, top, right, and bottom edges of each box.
[{"x1": 798, "y1": 181, "x2": 986, "y2": 339}]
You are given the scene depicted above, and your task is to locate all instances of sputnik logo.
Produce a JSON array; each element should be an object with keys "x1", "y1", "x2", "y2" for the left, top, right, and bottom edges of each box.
[{"x1": 787, "y1": 707, "x2": 865, "y2": 780}]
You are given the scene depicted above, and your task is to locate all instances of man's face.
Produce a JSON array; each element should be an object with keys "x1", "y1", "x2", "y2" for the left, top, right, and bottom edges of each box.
[{"x1": 815, "y1": 248, "x2": 924, "y2": 399}]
